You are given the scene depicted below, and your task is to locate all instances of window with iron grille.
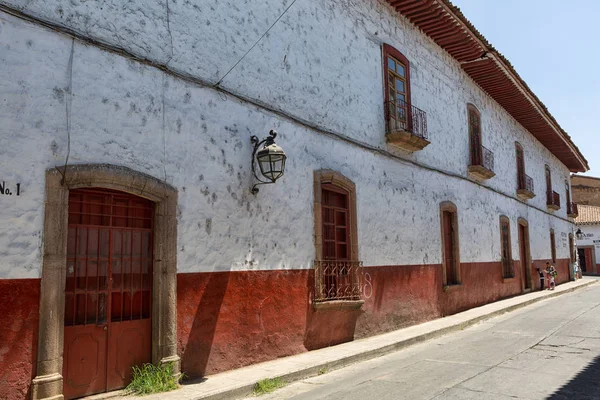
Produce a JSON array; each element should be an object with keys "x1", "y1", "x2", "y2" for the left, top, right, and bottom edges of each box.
[
  {"x1": 314, "y1": 170, "x2": 361, "y2": 303},
  {"x1": 500, "y1": 216, "x2": 514, "y2": 278}
]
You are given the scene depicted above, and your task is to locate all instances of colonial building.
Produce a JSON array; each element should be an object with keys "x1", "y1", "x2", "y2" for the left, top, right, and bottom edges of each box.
[{"x1": 0, "y1": 1, "x2": 588, "y2": 399}]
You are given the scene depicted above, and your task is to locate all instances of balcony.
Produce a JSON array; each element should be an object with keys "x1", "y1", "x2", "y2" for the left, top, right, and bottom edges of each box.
[
  {"x1": 517, "y1": 174, "x2": 535, "y2": 200},
  {"x1": 385, "y1": 99, "x2": 429, "y2": 151},
  {"x1": 546, "y1": 190, "x2": 561, "y2": 211},
  {"x1": 567, "y1": 202, "x2": 579, "y2": 218},
  {"x1": 468, "y1": 144, "x2": 495, "y2": 180},
  {"x1": 313, "y1": 260, "x2": 363, "y2": 306}
]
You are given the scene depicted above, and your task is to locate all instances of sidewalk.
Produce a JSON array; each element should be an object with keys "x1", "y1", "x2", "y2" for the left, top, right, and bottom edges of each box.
[{"x1": 132, "y1": 278, "x2": 598, "y2": 400}]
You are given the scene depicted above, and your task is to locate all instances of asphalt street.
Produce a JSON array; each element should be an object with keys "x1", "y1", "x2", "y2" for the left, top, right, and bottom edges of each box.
[{"x1": 245, "y1": 281, "x2": 600, "y2": 400}]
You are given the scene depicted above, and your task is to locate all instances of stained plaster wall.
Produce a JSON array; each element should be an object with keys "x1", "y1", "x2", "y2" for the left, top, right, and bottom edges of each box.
[{"x1": 0, "y1": 2, "x2": 574, "y2": 280}]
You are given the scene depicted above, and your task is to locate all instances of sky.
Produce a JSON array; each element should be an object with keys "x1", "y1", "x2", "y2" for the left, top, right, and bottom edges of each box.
[{"x1": 450, "y1": 0, "x2": 600, "y2": 176}]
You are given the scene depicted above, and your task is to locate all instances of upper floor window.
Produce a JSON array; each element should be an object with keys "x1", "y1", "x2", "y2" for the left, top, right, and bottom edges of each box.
[
  {"x1": 546, "y1": 165, "x2": 560, "y2": 210},
  {"x1": 566, "y1": 180, "x2": 578, "y2": 217},
  {"x1": 383, "y1": 44, "x2": 429, "y2": 151},
  {"x1": 313, "y1": 170, "x2": 361, "y2": 303},
  {"x1": 545, "y1": 165, "x2": 552, "y2": 194},
  {"x1": 385, "y1": 44, "x2": 411, "y2": 113},
  {"x1": 515, "y1": 142, "x2": 535, "y2": 200},
  {"x1": 467, "y1": 105, "x2": 495, "y2": 179}
]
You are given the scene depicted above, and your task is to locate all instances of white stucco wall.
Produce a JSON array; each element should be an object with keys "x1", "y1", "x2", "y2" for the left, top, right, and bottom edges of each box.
[{"x1": 0, "y1": 2, "x2": 575, "y2": 279}]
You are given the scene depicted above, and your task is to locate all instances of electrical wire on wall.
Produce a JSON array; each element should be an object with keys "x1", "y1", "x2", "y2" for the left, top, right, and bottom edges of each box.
[
  {"x1": 214, "y1": 0, "x2": 299, "y2": 87},
  {"x1": 56, "y1": 38, "x2": 75, "y2": 188}
]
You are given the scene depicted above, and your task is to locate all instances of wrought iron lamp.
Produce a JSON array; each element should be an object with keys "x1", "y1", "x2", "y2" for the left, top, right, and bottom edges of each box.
[
  {"x1": 250, "y1": 130, "x2": 287, "y2": 194},
  {"x1": 576, "y1": 228, "x2": 584, "y2": 240}
]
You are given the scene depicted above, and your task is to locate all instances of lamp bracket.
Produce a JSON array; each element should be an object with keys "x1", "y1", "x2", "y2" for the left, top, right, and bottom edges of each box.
[{"x1": 250, "y1": 130, "x2": 278, "y2": 194}]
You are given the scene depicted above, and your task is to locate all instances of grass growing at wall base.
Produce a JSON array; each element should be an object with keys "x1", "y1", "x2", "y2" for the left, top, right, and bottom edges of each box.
[
  {"x1": 126, "y1": 362, "x2": 181, "y2": 395},
  {"x1": 253, "y1": 377, "x2": 286, "y2": 395}
]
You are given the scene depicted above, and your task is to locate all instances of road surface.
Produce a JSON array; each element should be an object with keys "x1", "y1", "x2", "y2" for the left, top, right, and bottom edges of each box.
[{"x1": 246, "y1": 281, "x2": 600, "y2": 400}]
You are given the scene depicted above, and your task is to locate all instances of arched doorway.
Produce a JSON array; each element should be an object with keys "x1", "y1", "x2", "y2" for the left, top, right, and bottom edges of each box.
[
  {"x1": 63, "y1": 189, "x2": 154, "y2": 398},
  {"x1": 32, "y1": 165, "x2": 180, "y2": 400}
]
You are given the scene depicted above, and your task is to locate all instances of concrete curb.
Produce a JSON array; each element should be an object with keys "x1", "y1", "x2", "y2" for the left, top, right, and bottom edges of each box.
[{"x1": 135, "y1": 279, "x2": 598, "y2": 400}]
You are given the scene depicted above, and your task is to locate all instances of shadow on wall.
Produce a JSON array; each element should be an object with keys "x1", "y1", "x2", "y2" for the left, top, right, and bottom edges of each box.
[
  {"x1": 548, "y1": 354, "x2": 600, "y2": 399},
  {"x1": 177, "y1": 272, "x2": 231, "y2": 379}
]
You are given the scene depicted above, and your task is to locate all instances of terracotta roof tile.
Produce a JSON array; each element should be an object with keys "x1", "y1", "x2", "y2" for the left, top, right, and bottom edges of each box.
[
  {"x1": 387, "y1": 0, "x2": 589, "y2": 172},
  {"x1": 575, "y1": 205, "x2": 600, "y2": 225}
]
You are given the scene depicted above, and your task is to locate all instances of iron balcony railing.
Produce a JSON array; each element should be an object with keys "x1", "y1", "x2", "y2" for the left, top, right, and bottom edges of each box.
[
  {"x1": 568, "y1": 202, "x2": 578, "y2": 216},
  {"x1": 470, "y1": 142, "x2": 494, "y2": 173},
  {"x1": 547, "y1": 190, "x2": 561, "y2": 208},
  {"x1": 385, "y1": 99, "x2": 428, "y2": 140},
  {"x1": 518, "y1": 174, "x2": 534, "y2": 194},
  {"x1": 314, "y1": 260, "x2": 362, "y2": 302}
]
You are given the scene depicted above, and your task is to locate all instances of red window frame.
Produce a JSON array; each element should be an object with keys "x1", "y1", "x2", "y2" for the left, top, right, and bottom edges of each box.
[
  {"x1": 545, "y1": 165, "x2": 552, "y2": 196},
  {"x1": 321, "y1": 184, "x2": 351, "y2": 261},
  {"x1": 383, "y1": 44, "x2": 411, "y2": 106},
  {"x1": 500, "y1": 216, "x2": 514, "y2": 278},
  {"x1": 468, "y1": 104, "x2": 482, "y2": 166},
  {"x1": 516, "y1": 142, "x2": 525, "y2": 189},
  {"x1": 384, "y1": 44, "x2": 412, "y2": 131}
]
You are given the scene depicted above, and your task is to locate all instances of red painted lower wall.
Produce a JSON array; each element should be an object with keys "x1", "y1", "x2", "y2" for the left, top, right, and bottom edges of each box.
[
  {"x1": 176, "y1": 258, "x2": 571, "y2": 379},
  {"x1": 0, "y1": 258, "x2": 573, "y2": 398},
  {"x1": 0, "y1": 279, "x2": 40, "y2": 400}
]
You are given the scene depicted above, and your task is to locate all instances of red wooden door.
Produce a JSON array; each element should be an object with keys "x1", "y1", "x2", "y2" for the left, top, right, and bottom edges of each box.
[
  {"x1": 63, "y1": 189, "x2": 154, "y2": 399},
  {"x1": 519, "y1": 224, "x2": 530, "y2": 290},
  {"x1": 584, "y1": 248, "x2": 594, "y2": 274},
  {"x1": 443, "y1": 211, "x2": 455, "y2": 284}
]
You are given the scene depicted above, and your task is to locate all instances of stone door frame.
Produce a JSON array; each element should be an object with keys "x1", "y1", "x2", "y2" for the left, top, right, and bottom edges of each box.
[{"x1": 32, "y1": 164, "x2": 180, "y2": 400}]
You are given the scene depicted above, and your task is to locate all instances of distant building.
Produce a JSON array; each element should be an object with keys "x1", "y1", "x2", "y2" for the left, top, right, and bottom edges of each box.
[
  {"x1": 571, "y1": 175, "x2": 600, "y2": 275},
  {"x1": 0, "y1": 1, "x2": 588, "y2": 399},
  {"x1": 572, "y1": 175, "x2": 600, "y2": 207}
]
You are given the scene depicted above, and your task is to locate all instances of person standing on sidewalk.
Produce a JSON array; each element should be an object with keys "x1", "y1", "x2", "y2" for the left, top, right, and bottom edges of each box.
[
  {"x1": 537, "y1": 268, "x2": 545, "y2": 290},
  {"x1": 545, "y1": 262, "x2": 557, "y2": 290}
]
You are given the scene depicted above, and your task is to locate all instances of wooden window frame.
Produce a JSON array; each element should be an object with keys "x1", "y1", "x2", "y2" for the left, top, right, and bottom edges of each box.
[
  {"x1": 499, "y1": 216, "x2": 514, "y2": 279},
  {"x1": 545, "y1": 165, "x2": 552, "y2": 195},
  {"x1": 550, "y1": 229, "x2": 557, "y2": 264},
  {"x1": 515, "y1": 142, "x2": 525, "y2": 189},
  {"x1": 440, "y1": 201, "x2": 461, "y2": 287},
  {"x1": 321, "y1": 184, "x2": 351, "y2": 261},
  {"x1": 383, "y1": 44, "x2": 411, "y2": 108},
  {"x1": 313, "y1": 170, "x2": 361, "y2": 308},
  {"x1": 467, "y1": 104, "x2": 482, "y2": 166},
  {"x1": 314, "y1": 170, "x2": 358, "y2": 262}
]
